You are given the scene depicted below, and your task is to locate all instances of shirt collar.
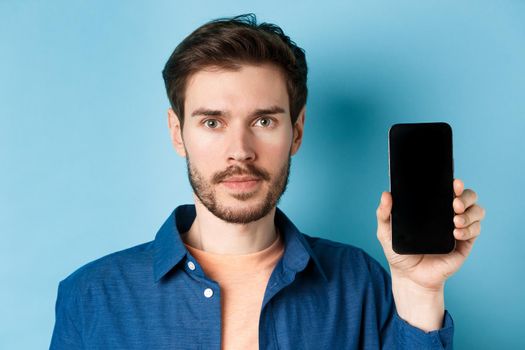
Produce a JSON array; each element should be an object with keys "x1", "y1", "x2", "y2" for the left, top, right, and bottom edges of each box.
[{"x1": 153, "y1": 204, "x2": 328, "y2": 282}]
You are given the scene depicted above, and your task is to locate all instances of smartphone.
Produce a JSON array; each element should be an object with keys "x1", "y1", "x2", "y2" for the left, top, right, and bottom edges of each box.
[{"x1": 388, "y1": 122, "x2": 456, "y2": 254}]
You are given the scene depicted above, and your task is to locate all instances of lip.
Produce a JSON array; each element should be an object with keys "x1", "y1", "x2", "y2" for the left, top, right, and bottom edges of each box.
[
  {"x1": 221, "y1": 177, "x2": 261, "y2": 190},
  {"x1": 222, "y1": 176, "x2": 260, "y2": 182}
]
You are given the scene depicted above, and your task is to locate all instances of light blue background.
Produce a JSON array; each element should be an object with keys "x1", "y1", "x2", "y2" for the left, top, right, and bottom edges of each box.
[{"x1": 2, "y1": 1, "x2": 524, "y2": 348}]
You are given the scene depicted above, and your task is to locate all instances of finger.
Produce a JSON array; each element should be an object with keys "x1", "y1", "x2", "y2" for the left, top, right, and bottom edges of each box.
[
  {"x1": 376, "y1": 191, "x2": 392, "y2": 245},
  {"x1": 448, "y1": 236, "x2": 478, "y2": 265},
  {"x1": 454, "y1": 179, "x2": 464, "y2": 195},
  {"x1": 454, "y1": 221, "x2": 481, "y2": 241},
  {"x1": 454, "y1": 204, "x2": 486, "y2": 228},
  {"x1": 454, "y1": 179, "x2": 464, "y2": 197},
  {"x1": 453, "y1": 189, "x2": 478, "y2": 214}
]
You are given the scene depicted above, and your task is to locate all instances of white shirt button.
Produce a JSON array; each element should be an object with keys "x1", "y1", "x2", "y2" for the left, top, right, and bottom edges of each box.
[
  {"x1": 187, "y1": 261, "x2": 196, "y2": 271},
  {"x1": 204, "y1": 288, "x2": 214, "y2": 298}
]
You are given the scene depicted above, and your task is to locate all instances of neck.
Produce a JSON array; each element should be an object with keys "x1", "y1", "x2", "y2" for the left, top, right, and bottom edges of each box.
[{"x1": 183, "y1": 194, "x2": 278, "y2": 255}]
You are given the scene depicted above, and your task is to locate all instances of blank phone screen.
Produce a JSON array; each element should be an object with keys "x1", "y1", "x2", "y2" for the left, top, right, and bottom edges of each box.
[{"x1": 389, "y1": 122, "x2": 455, "y2": 254}]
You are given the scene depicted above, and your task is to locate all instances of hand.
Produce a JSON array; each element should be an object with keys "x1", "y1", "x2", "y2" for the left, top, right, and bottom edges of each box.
[
  {"x1": 375, "y1": 178, "x2": 486, "y2": 331},
  {"x1": 376, "y1": 178, "x2": 486, "y2": 290}
]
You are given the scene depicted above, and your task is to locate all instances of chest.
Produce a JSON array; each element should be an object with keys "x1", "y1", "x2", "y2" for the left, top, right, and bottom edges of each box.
[{"x1": 79, "y1": 272, "x2": 373, "y2": 350}]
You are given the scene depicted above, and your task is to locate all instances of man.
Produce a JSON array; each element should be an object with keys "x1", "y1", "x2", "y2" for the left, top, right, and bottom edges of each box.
[{"x1": 50, "y1": 14, "x2": 485, "y2": 349}]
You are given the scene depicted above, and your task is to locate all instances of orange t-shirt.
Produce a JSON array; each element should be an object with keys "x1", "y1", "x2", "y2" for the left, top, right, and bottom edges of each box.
[{"x1": 184, "y1": 233, "x2": 284, "y2": 350}]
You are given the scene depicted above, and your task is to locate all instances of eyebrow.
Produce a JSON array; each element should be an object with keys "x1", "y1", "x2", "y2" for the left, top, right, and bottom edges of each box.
[{"x1": 190, "y1": 105, "x2": 286, "y2": 118}]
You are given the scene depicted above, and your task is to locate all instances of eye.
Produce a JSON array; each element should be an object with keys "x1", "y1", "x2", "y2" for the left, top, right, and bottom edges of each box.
[
  {"x1": 203, "y1": 119, "x2": 222, "y2": 129},
  {"x1": 255, "y1": 117, "x2": 274, "y2": 128}
]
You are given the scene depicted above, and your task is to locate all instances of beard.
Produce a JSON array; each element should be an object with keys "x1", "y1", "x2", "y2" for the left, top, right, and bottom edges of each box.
[{"x1": 185, "y1": 154, "x2": 291, "y2": 224}]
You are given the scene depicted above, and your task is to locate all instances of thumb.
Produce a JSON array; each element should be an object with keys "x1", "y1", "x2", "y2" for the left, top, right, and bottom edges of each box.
[{"x1": 376, "y1": 191, "x2": 393, "y2": 246}]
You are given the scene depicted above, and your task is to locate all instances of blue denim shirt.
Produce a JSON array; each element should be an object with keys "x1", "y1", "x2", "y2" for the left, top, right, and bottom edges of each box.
[{"x1": 50, "y1": 204, "x2": 454, "y2": 349}]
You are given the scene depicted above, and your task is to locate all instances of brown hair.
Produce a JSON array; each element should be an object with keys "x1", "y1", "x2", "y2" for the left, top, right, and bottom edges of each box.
[{"x1": 162, "y1": 13, "x2": 308, "y2": 127}]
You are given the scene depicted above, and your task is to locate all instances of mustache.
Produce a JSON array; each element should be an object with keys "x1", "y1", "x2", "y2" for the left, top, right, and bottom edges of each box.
[{"x1": 212, "y1": 164, "x2": 271, "y2": 184}]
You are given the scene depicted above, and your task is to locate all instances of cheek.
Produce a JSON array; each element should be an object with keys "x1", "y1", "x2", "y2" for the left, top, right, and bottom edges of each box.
[
  {"x1": 259, "y1": 137, "x2": 291, "y2": 160},
  {"x1": 183, "y1": 125, "x2": 293, "y2": 165},
  {"x1": 258, "y1": 127, "x2": 293, "y2": 154},
  {"x1": 183, "y1": 132, "x2": 219, "y2": 173}
]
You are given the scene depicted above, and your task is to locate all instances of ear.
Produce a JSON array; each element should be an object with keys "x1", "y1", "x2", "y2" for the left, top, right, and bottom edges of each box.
[
  {"x1": 290, "y1": 105, "x2": 306, "y2": 156},
  {"x1": 167, "y1": 108, "x2": 186, "y2": 157}
]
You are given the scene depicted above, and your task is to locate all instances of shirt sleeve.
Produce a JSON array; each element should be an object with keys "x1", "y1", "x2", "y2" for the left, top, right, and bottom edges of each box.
[
  {"x1": 366, "y1": 256, "x2": 455, "y2": 349},
  {"x1": 388, "y1": 308, "x2": 454, "y2": 349},
  {"x1": 49, "y1": 281, "x2": 83, "y2": 350}
]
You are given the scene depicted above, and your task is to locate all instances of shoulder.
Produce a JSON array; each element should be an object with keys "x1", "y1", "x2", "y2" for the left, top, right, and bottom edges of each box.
[
  {"x1": 302, "y1": 233, "x2": 384, "y2": 268},
  {"x1": 58, "y1": 241, "x2": 154, "y2": 296},
  {"x1": 301, "y1": 233, "x2": 390, "y2": 286}
]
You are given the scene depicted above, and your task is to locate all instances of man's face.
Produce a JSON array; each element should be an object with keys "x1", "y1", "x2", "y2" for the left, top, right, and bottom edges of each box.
[{"x1": 168, "y1": 63, "x2": 304, "y2": 224}]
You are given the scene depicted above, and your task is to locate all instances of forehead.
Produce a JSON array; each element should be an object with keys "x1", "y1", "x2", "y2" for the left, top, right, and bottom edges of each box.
[{"x1": 184, "y1": 63, "x2": 289, "y2": 114}]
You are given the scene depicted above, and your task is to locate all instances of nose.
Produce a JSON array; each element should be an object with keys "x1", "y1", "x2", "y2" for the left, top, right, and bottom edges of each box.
[{"x1": 226, "y1": 124, "x2": 256, "y2": 163}]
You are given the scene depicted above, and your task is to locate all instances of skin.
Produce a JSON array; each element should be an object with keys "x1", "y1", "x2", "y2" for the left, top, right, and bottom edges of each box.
[
  {"x1": 377, "y1": 180, "x2": 486, "y2": 331},
  {"x1": 168, "y1": 63, "x2": 305, "y2": 254},
  {"x1": 168, "y1": 62, "x2": 486, "y2": 331}
]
